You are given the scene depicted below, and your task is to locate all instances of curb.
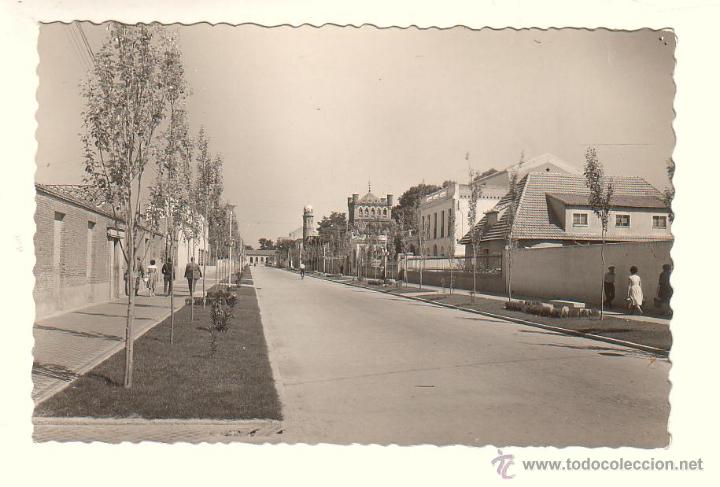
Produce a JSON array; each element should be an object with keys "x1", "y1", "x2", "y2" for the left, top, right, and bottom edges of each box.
[
  {"x1": 304, "y1": 271, "x2": 669, "y2": 357},
  {"x1": 33, "y1": 298, "x2": 190, "y2": 406}
]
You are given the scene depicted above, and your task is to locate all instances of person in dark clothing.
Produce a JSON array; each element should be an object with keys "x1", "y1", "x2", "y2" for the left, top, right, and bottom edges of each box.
[
  {"x1": 603, "y1": 265, "x2": 616, "y2": 308},
  {"x1": 162, "y1": 258, "x2": 175, "y2": 296},
  {"x1": 184, "y1": 257, "x2": 202, "y2": 295},
  {"x1": 657, "y1": 264, "x2": 673, "y2": 316}
]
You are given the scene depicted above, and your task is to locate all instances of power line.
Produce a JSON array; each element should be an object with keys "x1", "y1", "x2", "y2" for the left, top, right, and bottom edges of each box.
[
  {"x1": 64, "y1": 24, "x2": 92, "y2": 72},
  {"x1": 75, "y1": 22, "x2": 95, "y2": 64}
]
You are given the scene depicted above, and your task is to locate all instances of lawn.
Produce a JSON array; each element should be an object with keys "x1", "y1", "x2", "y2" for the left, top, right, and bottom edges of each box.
[
  {"x1": 35, "y1": 271, "x2": 282, "y2": 420},
  {"x1": 395, "y1": 292, "x2": 672, "y2": 352}
]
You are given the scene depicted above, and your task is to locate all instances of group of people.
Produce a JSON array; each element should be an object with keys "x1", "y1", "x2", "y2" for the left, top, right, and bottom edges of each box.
[
  {"x1": 124, "y1": 256, "x2": 203, "y2": 297},
  {"x1": 603, "y1": 264, "x2": 673, "y2": 316}
]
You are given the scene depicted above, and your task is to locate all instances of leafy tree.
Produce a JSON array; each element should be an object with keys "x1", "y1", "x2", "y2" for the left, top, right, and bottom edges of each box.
[
  {"x1": 584, "y1": 147, "x2": 614, "y2": 319},
  {"x1": 466, "y1": 168, "x2": 485, "y2": 301},
  {"x1": 194, "y1": 128, "x2": 224, "y2": 306},
  {"x1": 145, "y1": 62, "x2": 193, "y2": 344},
  {"x1": 258, "y1": 238, "x2": 276, "y2": 250},
  {"x1": 81, "y1": 24, "x2": 182, "y2": 387},
  {"x1": 505, "y1": 171, "x2": 519, "y2": 301},
  {"x1": 391, "y1": 183, "x2": 441, "y2": 235},
  {"x1": 663, "y1": 158, "x2": 675, "y2": 222}
]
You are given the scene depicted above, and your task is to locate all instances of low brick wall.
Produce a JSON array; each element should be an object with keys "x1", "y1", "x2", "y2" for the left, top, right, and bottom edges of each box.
[{"x1": 405, "y1": 270, "x2": 505, "y2": 294}]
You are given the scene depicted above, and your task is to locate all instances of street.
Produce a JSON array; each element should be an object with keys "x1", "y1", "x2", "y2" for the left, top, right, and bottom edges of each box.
[{"x1": 254, "y1": 266, "x2": 670, "y2": 447}]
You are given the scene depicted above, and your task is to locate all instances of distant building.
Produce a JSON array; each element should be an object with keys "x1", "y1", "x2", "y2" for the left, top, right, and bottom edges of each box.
[
  {"x1": 459, "y1": 172, "x2": 672, "y2": 255},
  {"x1": 347, "y1": 186, "x2": 394, "y2": 225},
  {"x1": 247, "y1": 249, "x2": 276, "y2": 266},
  {"x1": 303, "y1": 205, "x2": 318, "y2": 240},
  {"x1": 419, "y1": 183, "x2": 471, "y2": 257}
]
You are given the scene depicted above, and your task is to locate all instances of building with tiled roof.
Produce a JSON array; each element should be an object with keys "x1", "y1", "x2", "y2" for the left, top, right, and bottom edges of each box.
[{"x1": 459, "y1": 172, "x2": 672, "y2": 253}]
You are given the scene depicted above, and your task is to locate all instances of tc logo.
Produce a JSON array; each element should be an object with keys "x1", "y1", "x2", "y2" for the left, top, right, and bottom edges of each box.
[{"x1": 491, "y1": 449, "x2": 516, "y2": 479}]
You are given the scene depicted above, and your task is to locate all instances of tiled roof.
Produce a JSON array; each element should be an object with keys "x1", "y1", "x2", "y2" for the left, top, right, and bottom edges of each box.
[
  {"x1": 357, "y1": 192, "x2": 383, "y2": 204},
  {"x1": 36, "y1": 183, "x2": 116, "y2": 219},
  {"x1": 460, "y1": 173, "x2": 669, "y2": 244},
  {"x1": 36, "y1": 183, "x2": 162, "y2": 235},
  {"x1": 546, "y1": 193, "x2": 668, "y2": 209}
]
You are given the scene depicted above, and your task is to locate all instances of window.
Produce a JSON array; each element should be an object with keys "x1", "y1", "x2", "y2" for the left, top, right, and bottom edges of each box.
[
  {"x1": 615, "y1": 214, "x2": 631, "y2": 228},
  {"x1": 433, "y1": 213, "x2": 438, "y2": 239},
  {"x1": 53, "y1": 212, "x2": 65, "y2": 270},
  {"x1": 572, "y1": 213, "x2": 588, "y2": 227},
  {"x1": 383, "y1": 208, "x2": 387, "y2": 217},
  {"x1": 86, "y1": 221, "x2": 96, "y2": 278},
  {"x1": 441, "y1": 210, "x2": 445, "y2": 238},
  {"x1": 653, "y1": 215, "x2": 668, "y2": 229}
]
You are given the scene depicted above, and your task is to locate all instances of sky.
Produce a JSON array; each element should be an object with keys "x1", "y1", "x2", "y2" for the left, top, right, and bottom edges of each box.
[{"x1": 36, "y1": 24, "x2": 675, "y2": 248}]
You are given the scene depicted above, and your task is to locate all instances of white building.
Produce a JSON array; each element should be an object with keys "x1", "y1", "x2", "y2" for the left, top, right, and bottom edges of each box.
[
  {"x1": 419, "y1": 153, "x2": 581, "y2": 257},
  {"x1": 419, "y1": 183, "x2": 472, "y2": 257}
]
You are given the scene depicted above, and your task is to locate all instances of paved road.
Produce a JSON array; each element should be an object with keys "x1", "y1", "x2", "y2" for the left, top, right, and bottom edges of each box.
[{"x1": 254, "y1": 267, "x2": 670, "y2": 447}]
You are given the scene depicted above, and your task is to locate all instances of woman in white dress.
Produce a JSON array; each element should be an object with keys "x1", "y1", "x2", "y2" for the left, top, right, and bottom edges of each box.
[
  {"x1": 146, "y1": 259, "x2": 159, "y2": 296},
  {"x1": 627, "y1": 265, "x2": 643, "y2": 314}
]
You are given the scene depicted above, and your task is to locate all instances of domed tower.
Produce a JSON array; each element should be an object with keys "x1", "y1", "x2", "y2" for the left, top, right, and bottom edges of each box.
[{"x1": 303, "y1": 204, "x2": 316, "y2": 240}]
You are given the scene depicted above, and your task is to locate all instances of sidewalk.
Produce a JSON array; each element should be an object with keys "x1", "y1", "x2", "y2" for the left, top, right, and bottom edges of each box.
[
  {"x1": 380, "y1": 280, "x2": 670, "y2": 326},
  {"x1": 32, "y1": 275, "x2": 210, "y2": 405}
]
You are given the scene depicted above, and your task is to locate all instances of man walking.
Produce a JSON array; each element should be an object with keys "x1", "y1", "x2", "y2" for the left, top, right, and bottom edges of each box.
[
  {"x1": 603, "y1": 265, "x2": 616, "y2": 308},
  {"x1": 162, "y1": 258, "x2": 175, "y2": 296},
  {"x1": 184, "y1": 257, "x2": 202, "y2": 296},
  {"x1": 300, "y1": 262, "x2": 305, "y2": 279}
]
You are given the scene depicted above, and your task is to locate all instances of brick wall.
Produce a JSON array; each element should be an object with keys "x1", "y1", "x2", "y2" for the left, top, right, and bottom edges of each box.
[{"x1": 34, "y1": 190, "x2": 164, "y2": 319}]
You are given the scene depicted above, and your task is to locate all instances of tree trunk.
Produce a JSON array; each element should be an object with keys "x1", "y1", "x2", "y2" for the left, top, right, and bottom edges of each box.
[
  {"x1": 203, "y1": 205, "x2": 208, "y2": 308},
  {"x1": 507, "y1": 243, "x2": 513, "y2": 301},
  {"x1": 169, "y1": 237, "x2": 175, "y2": 344},
  {"x1": 472, "y1": 245, "x2": 477, "y2": 303},
  {"x1": 600, "y1": 231, "x2": 606, "y2": 320},
  {"x1": 124, "y1": 202, "x2": 136, "y2": 389}
]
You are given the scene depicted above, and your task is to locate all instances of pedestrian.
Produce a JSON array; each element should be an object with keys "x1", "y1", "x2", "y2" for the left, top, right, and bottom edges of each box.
[
  {"x1": 656, "y1": 264, "x2": 673, "y2": 316},
  {"x1": 162, "y1": 258, "x2": 175, "y2": 296},
  {"x1": 134, "y1": 257, "x2": 145, "y2": 296},
  {"x1": 300, "y1": 262, "x2": 305, "y2": 279},
  {"x1": 146, "y1": 259, "x2": 159, "y2": 296},
  {"x1": 603, "y1": 265, "x2": 616, "y2": 308},
  {"x1": 184, "y1": 257, "x2": 202, "y2": 296},
  {"x1": 627, "y1": 265, "x2": 644, "y2": 315}
]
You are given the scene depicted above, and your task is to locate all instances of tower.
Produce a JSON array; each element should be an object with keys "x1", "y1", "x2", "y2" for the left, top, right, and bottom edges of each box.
[{"x1": 303, "y1": 204, "x2": 315, "y2": 240}]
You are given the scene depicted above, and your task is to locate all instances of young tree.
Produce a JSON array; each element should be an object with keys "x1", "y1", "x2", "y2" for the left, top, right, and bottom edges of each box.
[
  {"x1": 194, "y1": 128, "x2": 224, "y2": 306},
  {"x1": 146, "y1": 109, "x2": 194, "y2": 343},
  {"x1": 467, "y1": 168, "x2": 484, "y2": 301},
  {"x1": 505, "y1": 171, "x2": 519, "y2": 301},
  {"x1": 81, "y1": 24, "x2": 184, "y2": 388},
  {"x1": 584, "y1": 147, "x2": 614, "y2": 319},
  {"x1": 663, "y1": 158, "x2": 675, "y2": 222}
]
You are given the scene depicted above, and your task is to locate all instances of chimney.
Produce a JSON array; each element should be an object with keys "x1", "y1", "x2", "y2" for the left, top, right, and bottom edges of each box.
[
  {"x1": 387, "y1": 194, "x2": 394, "y2": 207},
  {"x1": 486, "y1": 209, "x2": 498, "y2": 226},
  {"x1": 352, "y1": 193, "x2": 359, "y2": 203}
]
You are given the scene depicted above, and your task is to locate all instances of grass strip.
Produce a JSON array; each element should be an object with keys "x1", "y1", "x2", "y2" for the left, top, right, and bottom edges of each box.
[{"x1": 35, "y1": 275, "x2": 282, "y2": 420}]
